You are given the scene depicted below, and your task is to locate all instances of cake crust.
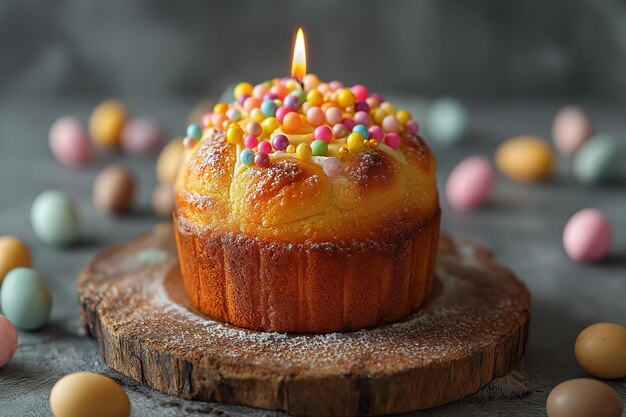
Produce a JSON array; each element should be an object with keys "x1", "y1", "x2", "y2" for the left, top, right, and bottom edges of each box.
[{"x1": 174, "y1": 129, "x2": 440, "y2": 332}]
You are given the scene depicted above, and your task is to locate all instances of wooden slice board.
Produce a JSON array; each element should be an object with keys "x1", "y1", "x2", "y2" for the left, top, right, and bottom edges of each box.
[{"x1": 78, "y1": 224, "x2": 531, "y2": 417}]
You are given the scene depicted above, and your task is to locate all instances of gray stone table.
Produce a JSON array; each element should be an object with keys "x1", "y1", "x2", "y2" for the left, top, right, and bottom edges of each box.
[{"x1": 0, "y1": 96, "x2": 624, "y2": 416}]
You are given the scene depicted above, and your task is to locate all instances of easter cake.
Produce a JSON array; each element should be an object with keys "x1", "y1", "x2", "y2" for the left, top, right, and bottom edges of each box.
[{"x1": 174, "y1": 75, "x2": 440, "y2": 333}]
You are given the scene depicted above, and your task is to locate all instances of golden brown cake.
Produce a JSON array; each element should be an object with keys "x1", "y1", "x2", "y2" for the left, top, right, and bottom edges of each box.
[{"x1": 174, "y1": 77, "x2": 440, "y2": 333}]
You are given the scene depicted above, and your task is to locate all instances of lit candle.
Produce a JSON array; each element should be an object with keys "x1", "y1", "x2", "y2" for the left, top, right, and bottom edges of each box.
[{"x1": 291, "y1": 27, "x2": 307, "y2": 82}]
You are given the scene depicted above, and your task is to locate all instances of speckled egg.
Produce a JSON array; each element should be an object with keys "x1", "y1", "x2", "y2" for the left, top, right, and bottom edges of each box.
[
  {"x1": 563, "y1": 208, "x2": 611, "y2": 262},
  {"x1": 426, "y1": 98, "x2": 469, "y2": 145},
  {"x1": 50, "y1": 372, "x2": 131, "y2": 417},
  {"x1": 30, "y1": 190, "x2": 80, "y2": 246},
  {"x1": 151, "y1": 184, "x2": 175, "y2": 218},
  {"x1": 552, "y1": 105, "x2": 592, "y2": 157},
  {"x1": 575, "y1": 323, "x2": 626, "y2": 379},
  {"x1": 446, "y1": 156, "x2": 494, "y2": 211},
  {"x1": 0, "y1": 315, "x2": 17, "y2": 368},
  {"x1": 120, "y1": 118, "x2": 164, "y2": 155},
  {"x1": 0, "y1": 236, "x2": 31, "y2": 283},
  {"x1": 49, "y1": 116, "x2": 93, "y2": 168},
  {"x1": 546, "y1": 378, "x2": 622, "y2": 417},
  {"x1": 0, "y1": 268, "x2": 52, "y2": 331},
  {"x1": 495, "y1": 135, "x2": 554, "y2": 182},
  {"x1": 88, "y1": 99, "x2": 129, "y2": 149},
  {"x1": 92, "y1": 165, "x2": 135, "y2": 215},
  {"x1": 572, "y1": 135, "x2": 620, "y2": 186},
  {"x1": 156, "y1": 139, "x2": 185, "y2": 185}
]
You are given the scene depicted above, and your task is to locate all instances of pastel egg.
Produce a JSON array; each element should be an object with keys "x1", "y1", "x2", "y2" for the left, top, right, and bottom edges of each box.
[
  {"x1": 495, "y1": 136, "x2": 554, "y2": 182},
  {"x1": 563, "y1": 208, "x2": 611, "y2": 262},
  {"x1": 49, "y1": 116, "x2": 93, "y2": 168},
  {"x1": 0, "y1": 268, "x2": 52, "y2": 331},
  {"x1": 151, "y1": 184, "x2": 175, "y2": 218},
  {"x1": 0, "y1": 316, "x2": 17, "y2": 368},
  {"x1": 120, "y1": 118, "x2": 164, "y2": 155},
  {"x1": 575, "y1": 323, "x2": 626, "y2": 379},
  {"x1": 50, "y1": 372, "x2": 131, "y2": 417},
  {"x1": 446, "y1": 156, "x2": 494, "y2": 211},
  {"x1": 88, "y1": 99, "x2": 129, "y2": 149},
  {"x1": 426, "y1": 98, "x2": 468, "y2": 145},
  {"x1": 546, "y1": 378, "x2": 622, "y2": 417},
  {"x1": 30, "y1": 190, "x2": 80, "y2": 246},
  {"x1": 572, "y1": 135, "x2": 620, "y2": 186},
  {"x1": 552, "y1": 105, "x2": 592, "y2": 156},
  {"x1": 156, "y1": 139, "x2": 185, "y2": 185},
  {"x1": 93, "y1": 166, "x2": 135, "y2": 215},
  {"x1": 0, "y1": 236, "x2": 31, "y2": 283}
]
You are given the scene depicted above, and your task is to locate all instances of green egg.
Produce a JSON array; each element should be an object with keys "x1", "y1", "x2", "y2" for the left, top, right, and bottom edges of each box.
[
  {"x1": 30, "y1": 190, "x2": 80, "y2": 246},
  {"x1": 0, "y1": 267, "x2": 52, "y2": 331},
  {"x1": 572, "y1": 135, "x2": 620, "y2": 186},
  {"x1": 426, "y1": 98, "x2": 469, "y2": 146},
  {"x1": 219, "y1": 82, "x2": 238, "y2": 104}
]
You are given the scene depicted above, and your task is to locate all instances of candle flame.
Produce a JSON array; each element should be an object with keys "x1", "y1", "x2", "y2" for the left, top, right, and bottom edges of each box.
[{"x1": 291, "y1": 27, "x2": 307, "y2": 81}]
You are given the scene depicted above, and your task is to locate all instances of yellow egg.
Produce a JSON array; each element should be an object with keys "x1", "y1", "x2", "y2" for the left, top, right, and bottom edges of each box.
[
  {"x1": 575, "y1": 323, "x2": 626, "y2": 379},
  {"x1": 50, "y1": 372, "x2": 130, "y2": 417},
  {"x1": 495, "y1": 136, "x2": 554, "y2": 182},
  {"x1": 88, "y1": 100, "x2": 129, "y2": 149},
  {"x1": 156, "y1": 139, "x2": 185, "y2": 185},
  {"x1": 0, "y1": 236, "x2": 31, "y2": 283}
]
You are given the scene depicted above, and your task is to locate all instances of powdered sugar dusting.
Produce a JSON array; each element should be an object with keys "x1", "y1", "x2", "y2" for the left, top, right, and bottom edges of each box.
[{"x1": 83, "y1": 232, "x2": 530, "y2": 378}]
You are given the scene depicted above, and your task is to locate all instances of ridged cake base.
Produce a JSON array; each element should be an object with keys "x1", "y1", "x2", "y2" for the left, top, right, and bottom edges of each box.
[{"x1": 77, "y1": 223, "x2": 531, "y2": 417}]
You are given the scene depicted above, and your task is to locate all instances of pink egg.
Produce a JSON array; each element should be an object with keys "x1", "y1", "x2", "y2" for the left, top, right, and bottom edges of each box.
[
  {"x1": 120, "y1": 118, "x2": 164, "y2": 155},
  {"x1": 49, "y1": 116, "x2": 93, "y2": 168},
  {"x1": 445, "y1": 156, "x2": 494, "y2": 211},
  {"x1": 0, "y1": 315, "x2": 17, "y2": 368},
  {"x1": 563, "y1": 209, "x2": 611, "y2": 262},
  {"x1": 552, "y1": 105, "x2": 592, "y2": 156}
]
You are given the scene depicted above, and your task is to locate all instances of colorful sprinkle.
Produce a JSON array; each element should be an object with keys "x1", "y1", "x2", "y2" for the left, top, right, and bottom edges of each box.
[
  {"x1": 310, "y1": 139, "x2": 328, "y2": 156},
  {"x1": 347, "y1": 132, "x2": 364, "y2": 152},
  {"x1": 254, "y1": 152, "x2": 270, "y2": 167},
  {"x1": 352, "y1": 124, "x2": 369, "y2": 139},
  {"x1": 322, "y1": 157, "x2": 343, "y2": 177},
  {"x1": 296, "y1": 143, "x2": 312, "y2": 159},
  {"x1": 384, "y1": 133, "x2": 401, "y2": 149},
  {"x1": 258, "y1": 141, "x2": 272, "y2": 154},
  {"x1": 244, "y1": 135, "x2": 258, "y2": 149},
  {"x1": 333, "y1": 123, "x2": 349, "y2": 138},
  {"x1": 272, "y1": 134, "x2": 289, "y2": 151},
  {"x1": 246, "y1": 121, "x2": 262, "y2": 136},
  {"x1": 186, "y1": 124, "x2": 201, "y2": 140},
  {"x1": 282, "y1": 112, "x2": 301, "y2": 133},
  {"x1": 240, "y1": 149, "x2": 255, "y2": 165},
  {"x1": 314, "y1": 126, "x2": 333, "y2": 143},
  {"x1": 261, "y1": 100, "x2": 278, "y2": 117}
]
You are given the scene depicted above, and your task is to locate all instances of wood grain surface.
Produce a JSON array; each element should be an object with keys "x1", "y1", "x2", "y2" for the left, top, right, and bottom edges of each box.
[{"x1": 78, "y1": 224, "x2": 531, "y2": 417}]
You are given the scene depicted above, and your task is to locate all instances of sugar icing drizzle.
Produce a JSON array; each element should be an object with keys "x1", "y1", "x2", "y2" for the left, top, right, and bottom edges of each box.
[{"x1": 183, "y1": 75, "x2": 419, "y2": 178}]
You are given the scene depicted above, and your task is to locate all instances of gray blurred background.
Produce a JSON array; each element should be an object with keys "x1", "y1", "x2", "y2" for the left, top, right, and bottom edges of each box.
[{"x1": 2, "y1": 0, "x2": 626, "y2": 100}]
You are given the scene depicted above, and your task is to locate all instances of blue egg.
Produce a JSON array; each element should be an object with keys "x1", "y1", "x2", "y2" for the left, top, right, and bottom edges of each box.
[
  {"x1": 240, "y1": 149, "x2": 255, "y2": 165},
  {"x1": 219, "y1": 82, "x2": 237, "y2": 103},
  {"x1": 186, "y1": 123, "x2": 202, "y2": 140},
  {"x1": 0, "y1": 268, "x2": 52, "y2": 331},
  {"x1": 352, "y1": 124, "x2": 370, "y2": 139},
  {"x1": 573, "y1": 135, "x2": 620, "y2": 185},
  {"x1": 426, "y1": 98, "x2": 469, "y2": 145},
  {"x1": 260, "y1": 100, "x2": 278, "y2": 117},
  {"x1": 30, "y1": 190, "x2": 79, "y2": 246}
]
